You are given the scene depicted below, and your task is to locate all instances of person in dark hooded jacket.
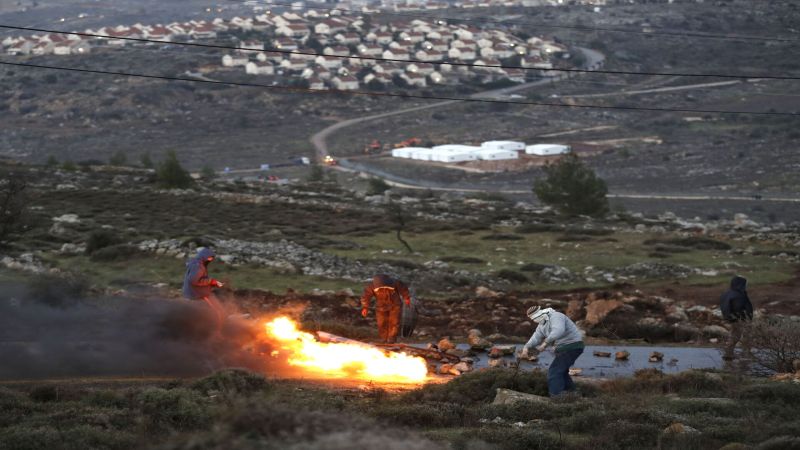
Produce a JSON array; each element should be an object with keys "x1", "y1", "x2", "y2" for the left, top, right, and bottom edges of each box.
[
  {"x1": 183, "y1": 248, "x2": 225, "y2": 329},
  {"x1": 360, "y1": 274, "x2": 412, "y2": 344},
  {"x1": 720, "y1": 275, "x2": 754, "y2": 360}
]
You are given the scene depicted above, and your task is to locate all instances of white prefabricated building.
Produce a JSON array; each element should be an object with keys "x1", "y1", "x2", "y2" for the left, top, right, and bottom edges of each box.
[
  {"x1": 525, "y1": 144, "x2": 571, "y2": 156},
  {"x1": 481, "y1": 140, "x2": 525, "y2": 152},
  {"x1": 474, "y1": 148, "x2": 519, "y2": 160},
  {"x1": 391, "y1": 147, "x2": 427, "y2": 158}
]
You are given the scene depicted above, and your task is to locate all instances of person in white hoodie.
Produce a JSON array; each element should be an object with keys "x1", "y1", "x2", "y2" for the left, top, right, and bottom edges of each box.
[{"x1": 520, "y1": 306, "x2": 585, "y2": 396}]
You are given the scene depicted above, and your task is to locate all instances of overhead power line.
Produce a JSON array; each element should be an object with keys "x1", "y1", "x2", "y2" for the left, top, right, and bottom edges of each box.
[
  {"x1": 234, "y1": 0, "x2": 800, "y2": 43},
  {"x1": 1, "y1": 60, "x2": 797, "y2": 117},
  {"x1": 3, "y1": 24, "x2": 800, "y2": 81}
]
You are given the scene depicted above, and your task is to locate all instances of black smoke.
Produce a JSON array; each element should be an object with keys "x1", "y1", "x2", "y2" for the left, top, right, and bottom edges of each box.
[{"x1": 0, "y1": 282, "x2": 275, "y2": 380}]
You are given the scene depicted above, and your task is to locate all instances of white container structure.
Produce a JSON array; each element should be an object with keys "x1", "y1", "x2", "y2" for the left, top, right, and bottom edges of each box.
[
  {"x1": 525, "y1": 144, "x2": 571, "y2": 156},
  {"x1": 474, "y1": 148, "x2": 519, "y2": 160},
  {"x1": 391, "y1": 147, "x2": 426, "y2": 158},
  {"x1": 481, "y1": 140, "x2": 525, "y2": 152},
  {"x1": 410, "y1": 148, "x2": 437, "y2": 161},
  {"x1": 430, "y1": 144, "x2": 481, "y2": 162}
]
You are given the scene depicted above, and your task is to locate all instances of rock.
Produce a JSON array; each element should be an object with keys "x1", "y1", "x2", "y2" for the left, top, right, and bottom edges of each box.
[
  {"x1": 666, "y1": 306, "x2": 689, "y2": 323},
  {"x1": 438, "y1": 364, "x2": 453, "y2": 375},
  {"x1": 584, "y1": 299, "x2": 624, "y2": 326},
  {"x1": 492, "y1": 388, "x2": 549, "y2": 405},
  {"x1": 53, "y1": 214, "x2": 80, "y2": 224},
  {"x1": 593, "y1": 351, "x2": 611, "y2": 358},
  {"x1": 448, "y1": 366, "x2": 462, "y2": 376},
  {"x1": 453, "y1": 362, "x2": 472, "y2": 373},
  {"x1": 468, "y1": 333, "x2": 492, "y2": 351},
  {"x1": 615, "y1": 351, "x2": 630, "y2": 360},
  {"x1": 662, "y1": 422, "x2": 700, "y2": 435},
  {"x1": 488, "y1": 347, "x2": 504, "y2": 359},
  {"x1": 793, "y1": 359, "x2": 800, "y2": 374},
  {"x1": 568, "y1": 368, "x2": 582, "y2": 376},
  {"x1": 495, "y1": 345, "x2": 517, "y2": 356},
  {"x1": 437, "y1": 337, "x2": 455, "y2": 351},
  {"x1": 717, "y1": 444, "x2": 748, "y2": 450},
  {"x1": 218, "y1": 254, "x2": 235, "y2": 264},
  {"x1": 649, "y1": 351, "x2": 664, "y2": 362},
  {"x1": 488, "y1": 358, "x2": 507, "y2": 368},
  {"x1": 445, "y1": 348, "x2": 468, "y2": 358},
  {"x1": 59, "y1": 243, "x2": 85, "y2": 255},
  {"x1": 487, "y1": 333, "x2": 507, "y2": 341},
  {"x1": 702, "y1": 325, "x2": 730, "y2": 339},
  {"x1": 476, "y1": 286, "x2": 500, "y2": 298},
  {"x1": 566, "y1": 299, "x2": 585, "y2": 321}
]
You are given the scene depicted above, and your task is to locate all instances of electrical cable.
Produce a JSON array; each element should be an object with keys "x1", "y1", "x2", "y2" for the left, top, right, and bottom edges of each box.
[
  {"x1": 1, "y1": 59, "x2": 797, "y2": 116},
  {"x1": 3, "y1": 24, "x2": 800, "y2": 81}
]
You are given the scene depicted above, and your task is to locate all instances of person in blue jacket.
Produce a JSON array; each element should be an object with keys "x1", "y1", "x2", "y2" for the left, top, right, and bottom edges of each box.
[{"x1": 183, "y1": 248, "x2": 225, "y2": 329}]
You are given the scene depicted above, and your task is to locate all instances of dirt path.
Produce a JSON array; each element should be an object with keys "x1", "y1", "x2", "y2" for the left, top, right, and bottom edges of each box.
[{"x1": 311, "y1": 47, "x2": 607, "y2": 159}]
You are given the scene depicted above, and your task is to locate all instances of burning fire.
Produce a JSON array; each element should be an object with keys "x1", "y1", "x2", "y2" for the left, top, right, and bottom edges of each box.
[{"x1": 264, "y1": 317, "x2": 428, "y2": 383}]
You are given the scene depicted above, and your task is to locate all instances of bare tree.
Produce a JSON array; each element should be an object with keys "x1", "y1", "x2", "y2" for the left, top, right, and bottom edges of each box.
[
  {"x1": 385, "y1": 200, "x2": 413, "y2": 254},
  {"x1": 0, "y1": 172, "x2": 28, "y2": 246},
  {"x1": 747, "y1": 317, "x2": 800, "y2": 373}
]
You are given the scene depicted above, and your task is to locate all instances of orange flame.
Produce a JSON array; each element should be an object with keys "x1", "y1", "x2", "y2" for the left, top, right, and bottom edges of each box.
[{"x1": 264, "y1": 316, "x2": 428, "y2": 383}]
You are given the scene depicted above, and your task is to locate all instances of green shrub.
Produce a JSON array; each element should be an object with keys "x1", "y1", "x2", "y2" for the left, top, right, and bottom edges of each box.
[
  {"x1": 564, "y1": 227, "x2": 614, "y2": 236},
  {"x1": 588, "y1": 419, "x2": 661, "y2": 449},
  {"x1": 497, "y1": 269, "x2": 529, "y2": 283},
  {"x1": 459, "y1": 427, "x2": 562, "y2": 450},
  {"x1": 515, "y1": 223, "x2": 562, "y2": 233},
  {"x1": 739, "y1": 382, "x2": 800, "y2": 404},
  {"x1": 25, "y1": 274, "x2": 89, "y2": 307},
  {"x1": 370, "y1": 401, "x2": 466, "y2": 428},
  {"x1": 481, "y1": 233, "x2": 523, "y2": 241},
  {"x1": 404, "y1": 369, "x2": 549, "y2": 405},
  {"x1": 366, "y1": 177, "x2": 390, "y2": 195},
  {"x1": 757, "y1": 436, "x2": 800, "y2": 450},
  {"x1": 89, "y1": 244, "x2": 141, "y2": 262},
  {"x1": 439, "y1": 256, "x2": 485, "y2": 264},
  {"x1": 556, "y1": 234, "x2": 593, "y2": 242},
  {"x1": 84, "y1": 390, "x2": 129, "y2": 409},
  {"x1": 136, "y1": 387, "x2": 211, "y2": 432},
  {"x1": 85, "y1": 230, "x2": 122, "y2": 255},
  {"x1": 191, "y1": 369, "x2": 271, "y2": 397},
  {"x1": 643, "y1": 237, "x2": 731, "y2": 251}
]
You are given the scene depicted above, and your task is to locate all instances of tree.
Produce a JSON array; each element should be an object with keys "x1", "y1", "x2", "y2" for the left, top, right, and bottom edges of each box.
[
  {"x1": 45, "y1": 155, "x2": 59, "y2": 167},
  {"x1": 307, "y1": 164, "x2": 325, "y2": 182},
  {"x1": 366, "y1": 177, "x2": 390, "y2": 195},
  {"x1": 0, "y1": 172, "x2": 27, "y2": 247},
  {"x1": 140, "y1": 152, "x2": 154, "y2": 169},
  {"x1": 533, "y1": 153, "x2": 609, "y2": 217},
  {"x1": 156, "y1": 151, "x2": 194, "y2": 189},
  {"x1": 200, "y1": 165, "x2": 216, "y2": 180},
  {"x1": 109, "y1": 151, "x2": 127, "y2": 166}
]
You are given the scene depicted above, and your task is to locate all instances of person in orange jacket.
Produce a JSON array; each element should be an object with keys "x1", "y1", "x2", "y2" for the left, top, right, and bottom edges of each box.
[{"x1": 359, "y1": 274, "x2": 412, "y2": 344}]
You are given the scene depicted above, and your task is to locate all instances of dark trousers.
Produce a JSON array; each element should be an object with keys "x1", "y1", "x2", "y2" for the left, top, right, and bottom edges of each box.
[
  {"x1": 376, "y1": 299, "x2": 402, "y2": 343},
  {"x1": 548, "y1": 348, "x2": 584, "y2": 396},
  {"x1": 724, "y1": 320, "x2": 751, "y2": 359}
]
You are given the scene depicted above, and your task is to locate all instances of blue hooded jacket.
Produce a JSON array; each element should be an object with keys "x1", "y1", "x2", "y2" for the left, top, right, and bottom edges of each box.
[
  {"x1": 720, "y1": 275, "x2": 754, "y2": 322},
  {"x1": 182, "y1": 248, "x2": 217, "y2": 300}
]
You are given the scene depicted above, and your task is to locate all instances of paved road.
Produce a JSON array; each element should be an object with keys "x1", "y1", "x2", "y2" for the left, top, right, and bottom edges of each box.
[{"x1": 311, "y1": 47, "x2": 606, "y2": 159}]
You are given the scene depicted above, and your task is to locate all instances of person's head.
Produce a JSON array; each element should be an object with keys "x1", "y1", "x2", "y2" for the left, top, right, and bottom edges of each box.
[
  {"x1": 197, "y1": 247, "x2": 216, "y2": 264},
  {"x1": 730, "y1": 275, "x2": 747, "y2": 291},
  {"x1": 372, "y1": 274, "x2": 395, "y2": 286},
  {"x1": 526, "y1": 306, "x2": 554, "y2": 324}
]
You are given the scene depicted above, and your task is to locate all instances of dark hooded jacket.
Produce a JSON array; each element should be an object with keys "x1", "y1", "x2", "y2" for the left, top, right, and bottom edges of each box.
[
  {"x1": 182, "y1": 248, "x2": 217, "y2": 300},
  {"x1": 360, "y1": 274, "x2": 411, "y2": 311},
  {"x1": 720, "y1": 276, "x2": 753, "y2": 322}
]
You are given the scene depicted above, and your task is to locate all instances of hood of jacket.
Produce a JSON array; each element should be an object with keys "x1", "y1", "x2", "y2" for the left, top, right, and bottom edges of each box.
[
  {"x1": 730, "y1": 275, "x2": 747, "y2": 292},
  {"x1": 188, "y1": 247, "x2": 216, "y2": 266}
]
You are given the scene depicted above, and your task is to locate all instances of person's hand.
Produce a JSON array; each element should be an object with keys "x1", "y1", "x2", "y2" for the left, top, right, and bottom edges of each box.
[
  {"x1": 210, "y1": 279, "x2": 223, "y2": 287},
  {"x1": 536, "y1": 342, "x2": 548, "y2": 352},
  {"x1": 520, "y1": 348, "x2": 529, "y2": 359},
  {"x1": 361, "y1": 308, "x2": 368, "y2": 318},
  {"x1": 405, "y1": 298, "x2": 411, "y2": 306}
]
